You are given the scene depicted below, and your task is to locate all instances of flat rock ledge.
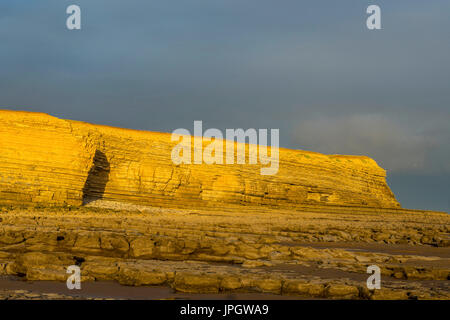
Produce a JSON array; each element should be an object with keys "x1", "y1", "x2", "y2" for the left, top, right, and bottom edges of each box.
[{"x1": 0, "y1": 205, "x2": 448, "y2": 300}]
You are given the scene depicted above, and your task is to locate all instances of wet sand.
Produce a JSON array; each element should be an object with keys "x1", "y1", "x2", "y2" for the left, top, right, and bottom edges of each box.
[{"x1": 0, "y1": 276, "x2": 305, "y2": 300}]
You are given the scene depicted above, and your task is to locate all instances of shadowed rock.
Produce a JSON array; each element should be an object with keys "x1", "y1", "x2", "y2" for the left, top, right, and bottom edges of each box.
[{"x1": 82, "y1": 150, "x2": 110, "y2": 205}]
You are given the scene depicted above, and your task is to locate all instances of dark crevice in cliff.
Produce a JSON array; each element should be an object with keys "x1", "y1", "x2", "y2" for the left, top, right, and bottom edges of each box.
[{"x1": 82, "y1": 150, "x2": 110, "y2": 205}]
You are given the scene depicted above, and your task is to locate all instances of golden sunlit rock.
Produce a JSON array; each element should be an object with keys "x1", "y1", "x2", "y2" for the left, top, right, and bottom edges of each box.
[
  {"x1": 0, "y1": 110, "x2": 448, "y2": 300},
  {"x1": 0, "y1": 110, "x2": 399, "y2": 209}
]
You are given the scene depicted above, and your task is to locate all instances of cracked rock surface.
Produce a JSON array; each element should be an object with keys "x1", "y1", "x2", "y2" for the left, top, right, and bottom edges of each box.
[{"x1": 0, "y1": 205, "x2": 448, "y2": 300}]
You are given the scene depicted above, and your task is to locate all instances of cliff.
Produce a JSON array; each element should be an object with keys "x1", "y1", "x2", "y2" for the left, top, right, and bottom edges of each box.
[{"x1": 0, "y1": 110, "x2": 400, "y2": 209}]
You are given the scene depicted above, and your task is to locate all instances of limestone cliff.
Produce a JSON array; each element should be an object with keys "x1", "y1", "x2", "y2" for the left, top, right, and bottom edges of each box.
[
  {"x1": 0, "y1": 111, "x2": 95, "y2": 206},
  {"x1": 0, "y1": 110, "x2": 400, "y2": 209}
]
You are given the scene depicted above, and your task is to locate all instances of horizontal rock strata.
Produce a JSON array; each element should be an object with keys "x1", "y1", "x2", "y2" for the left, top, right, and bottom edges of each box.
[
  {"x1": 0, "y1": 110, "x2": 400, "y2": 209},
  {"x1": 0, "y1": 206, "x2": 448, "y2": 299},
  {"x1": 0, "y1": 111, "x2": 94, "y2": 206},
  {"x1": 2, "y1": 109, "x2": 446, "y2": 300}
]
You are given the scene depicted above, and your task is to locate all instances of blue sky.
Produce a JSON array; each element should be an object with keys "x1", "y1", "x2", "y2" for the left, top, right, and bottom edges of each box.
[{"x1": 1, "y1": 1, "x2": 449, "y2": 212}]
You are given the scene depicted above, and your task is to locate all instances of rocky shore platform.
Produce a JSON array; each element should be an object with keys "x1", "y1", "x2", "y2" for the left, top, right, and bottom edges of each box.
[{"x1": 0, "y1": 204, "x2": 448, "y2": 300}]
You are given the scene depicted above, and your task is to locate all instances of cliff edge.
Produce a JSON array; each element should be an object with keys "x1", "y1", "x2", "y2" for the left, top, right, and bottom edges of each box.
[{"x1": 0, "y1": 110, "x2": 400, "y2": 209}]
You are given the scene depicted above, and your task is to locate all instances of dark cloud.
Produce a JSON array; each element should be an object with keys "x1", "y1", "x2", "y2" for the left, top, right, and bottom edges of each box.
[{"x1": 293, "y1": 113, "x2": 450, "y2": 174}]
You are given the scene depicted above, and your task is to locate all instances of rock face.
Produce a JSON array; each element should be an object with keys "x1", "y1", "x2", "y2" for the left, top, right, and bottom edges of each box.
[
  {"x1": 0, "y1": 110, "x2": 400, "y2": 209},
  {"x1": 0, "y1": 111, "x2": 95, "y2": 206}
]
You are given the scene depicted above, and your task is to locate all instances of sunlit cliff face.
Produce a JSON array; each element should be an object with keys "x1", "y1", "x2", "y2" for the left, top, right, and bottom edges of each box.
[{"x1": 0, "y1": 110, "x2": 399, "y2": 209}]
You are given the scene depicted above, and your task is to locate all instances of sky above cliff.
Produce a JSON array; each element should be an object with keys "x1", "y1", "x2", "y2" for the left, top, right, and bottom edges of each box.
[{"x1": 1, "y1": 0, "x2": 449, "y2": 212}]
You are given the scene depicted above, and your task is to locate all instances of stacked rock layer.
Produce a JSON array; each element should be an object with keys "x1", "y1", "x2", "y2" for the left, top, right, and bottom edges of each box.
[{"x1": 0, "y1": 110, "x2": 400, "y2": 209}]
